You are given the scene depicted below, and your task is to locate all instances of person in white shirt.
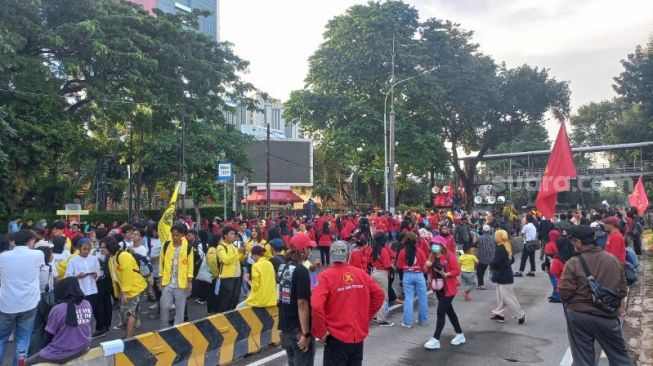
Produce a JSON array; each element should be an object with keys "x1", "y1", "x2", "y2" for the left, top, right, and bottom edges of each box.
[
  {"x1": 0, "y1": 230, "x2": 44, "y2": 365},
  {"x1": 515, "y1": 215, "x2": 538, "y2": 277},
  {"x1": 130, "y1": 229, "x2": 148, "y2": 258},
  {"x1": 64, "y1": 238, "x2": 100, "y2": 333}
]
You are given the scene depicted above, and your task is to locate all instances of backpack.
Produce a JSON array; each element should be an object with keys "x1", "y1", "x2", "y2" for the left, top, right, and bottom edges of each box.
[{"x1": 119, "y1": 250, "x2": 152, "y2": 278}]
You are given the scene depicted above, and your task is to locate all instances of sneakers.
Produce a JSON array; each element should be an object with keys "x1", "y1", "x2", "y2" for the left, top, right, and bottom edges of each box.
[
  {"x1": 424, "y1": 337, "x2": 441, "y2": 350},
  {"x1": 194, "y1": 299, "x2": 207, "y2": 305},
  {"x1": 491, "y1": 315, "x2": 505, "y2": 323},
  {"x1": 513, "y1": 272, "x2": 523, "y2": 277},
  {"x1": 519, "y1": 315, "x2": 526, "y2": 325},
  {"x1": 476, "y1": 286, "x2": 486, "y2": 290},
  {"x1": 112, "y1": 324, "x2": 124, "y2": 330},
  {"x1": 451, "y1": 333, "x2": 466, "y2": 346},
  {"x1": 418, "y1": 321, "x2": 429, "y2": 327},
  {"x1": 526, "y1": 272, "x2": 535, "y2": 277},
  {"x1": 378, "y1": 321, "x2": 395, "y2": 327},
  {"x1": 400, "y1": 322, "x2": 413, "y2": 329}
]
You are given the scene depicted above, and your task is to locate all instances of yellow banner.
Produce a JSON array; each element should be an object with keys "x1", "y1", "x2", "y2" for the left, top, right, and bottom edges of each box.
[{"x1": 158, "y1": 182, "x2": 180, "y2": 246}]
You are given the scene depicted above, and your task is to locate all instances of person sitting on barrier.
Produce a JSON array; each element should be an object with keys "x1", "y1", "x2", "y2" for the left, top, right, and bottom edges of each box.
[
  {"x1": 237, "y1": 245, "x2": 277, "y2": 308},
  {"x1": 25, "y1": 277, "x2": 92, "y2": 366}
]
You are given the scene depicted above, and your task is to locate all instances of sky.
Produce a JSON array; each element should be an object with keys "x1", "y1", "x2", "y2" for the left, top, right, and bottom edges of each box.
[{"x1": 220, "y1": 0, "x2": 653, "y2": 139}]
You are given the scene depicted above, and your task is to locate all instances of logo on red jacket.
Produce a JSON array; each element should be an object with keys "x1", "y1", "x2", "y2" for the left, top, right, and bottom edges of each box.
[{"x1": 343, "y1": 272, "x2": 355, "y2": 285}]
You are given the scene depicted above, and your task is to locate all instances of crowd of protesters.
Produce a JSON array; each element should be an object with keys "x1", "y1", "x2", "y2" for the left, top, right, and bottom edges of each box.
[{"x1": 0, "y1": 202, "x2": 646, "y2": 365}]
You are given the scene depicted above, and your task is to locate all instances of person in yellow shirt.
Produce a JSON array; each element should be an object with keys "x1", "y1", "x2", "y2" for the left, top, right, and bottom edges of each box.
[
  {"x1": 215, "y1": 227, "x2": 245, "y2": 312},
  {"x1": 158, "y1": 224, "x2": 194, "y2": 327},
  {"x1": 237, "y1": 246, "x2": 277, "y2": 308},
  {"x1": 101, "y1": 236, "x2": 146, "y2": 338},
  {"x1": 459, "y1": 245, "x2": 479, "y2": 301}
]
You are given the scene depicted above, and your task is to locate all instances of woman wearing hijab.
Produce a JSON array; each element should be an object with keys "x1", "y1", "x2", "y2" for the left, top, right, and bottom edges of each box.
[
  {"x1": 490, "y1": 230, "x2": 526, "y2": 324},
  {"x1": 26, "y1": 277, "x2": 92, "y2": 365},
  {"x1": 424, "y1": 239, "x2": 465, "y2": 350}
]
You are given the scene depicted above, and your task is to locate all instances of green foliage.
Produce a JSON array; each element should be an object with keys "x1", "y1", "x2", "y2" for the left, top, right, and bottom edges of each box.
[
  {"x1": 0, "y1": 0, "x2": 254, "y2": 220},
  {"x1": 571, "y1": 38, "x2": 653, "y2": 164},
  {"x1": 286, "y1": 2, "x2": 569, "y2": 208}
]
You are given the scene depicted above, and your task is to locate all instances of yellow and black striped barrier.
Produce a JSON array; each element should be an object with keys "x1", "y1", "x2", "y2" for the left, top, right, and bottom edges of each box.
[{"x1": 115, "y1": 306, "x2": 279, "y2": 366}]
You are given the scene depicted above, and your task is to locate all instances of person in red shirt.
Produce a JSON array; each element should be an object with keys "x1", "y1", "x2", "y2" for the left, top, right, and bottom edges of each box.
[
  {"x1": 311, "y1": 241, "x2": 384, "y2": 366},
  {"x1": 317, "y1": 221, "x2": 333, "y2": 266},
  {"x1": 369, "y1": 232, "x2": 394, "y2": 327},
  {"x1": 543, "y1": 229, "x2": 562, "y2": 303},
  {"x1": 340, "y1": 217, "x2": 356, "y2": 241},
  {"x1": 424, "y1": 242, "x2": 465, "y2": 350},
  {"x1": 603, "y1": 217, "x2": 626, "y2": 264},
  {"x1": 348, "y1": 236, "x2": 371, "y2": 272},
  {"x1": 396, "y1": 233, "x2": 429, "y2": 328},
  {"x1": 436, "y1": 224, "x2": 457, "y2": 254}
]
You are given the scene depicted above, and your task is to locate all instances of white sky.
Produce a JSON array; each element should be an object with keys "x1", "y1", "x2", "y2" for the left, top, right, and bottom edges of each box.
[{"x1": 221, "y1": 0, "x2": 653, "y2": 139}]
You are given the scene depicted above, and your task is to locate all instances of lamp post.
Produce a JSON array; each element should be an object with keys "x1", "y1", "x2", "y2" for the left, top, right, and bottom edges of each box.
[{"x1": 383, "y1": 66, "x2": 437, "y2": 213}]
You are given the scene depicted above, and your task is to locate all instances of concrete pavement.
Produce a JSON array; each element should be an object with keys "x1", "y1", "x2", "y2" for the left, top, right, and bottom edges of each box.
[{"x1": 234, "y1": 252, "x2": 573, "y2": 366}]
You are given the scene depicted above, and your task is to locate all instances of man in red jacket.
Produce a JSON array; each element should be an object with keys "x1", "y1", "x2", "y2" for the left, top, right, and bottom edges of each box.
[
  {"x1": 311, "y1": 241, "x2": 384, "y2": 366},
  {"x1": 603, "y1": 216, "x2": 626, "y2": 264}
]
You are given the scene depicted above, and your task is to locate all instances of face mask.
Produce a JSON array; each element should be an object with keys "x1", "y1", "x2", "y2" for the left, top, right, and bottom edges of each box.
[{"x1": 431, "y1": 244, "x2": 443, "y2": 254}]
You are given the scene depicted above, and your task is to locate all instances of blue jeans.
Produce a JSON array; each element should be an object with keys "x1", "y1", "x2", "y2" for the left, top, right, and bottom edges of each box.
[
  {"x1": 549, "y1": 274, "x2": 561, "y2": 301},
  {"x1": 402, "y1": 272, "x2": 428, "y2": 326},
  {"x1": 0, "y1": 308, "x2": 37, "y2": 366}
]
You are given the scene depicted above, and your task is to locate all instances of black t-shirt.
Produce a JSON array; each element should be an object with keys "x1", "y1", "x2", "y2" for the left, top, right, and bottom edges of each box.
[{"x1": 278, "y1": 261, "x2": 311, "y2": 333}]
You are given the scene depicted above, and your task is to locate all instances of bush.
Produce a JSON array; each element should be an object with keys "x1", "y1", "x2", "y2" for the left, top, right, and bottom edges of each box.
[{"x1": 1, "y1": 206, "x2": 234, "y2": 233}]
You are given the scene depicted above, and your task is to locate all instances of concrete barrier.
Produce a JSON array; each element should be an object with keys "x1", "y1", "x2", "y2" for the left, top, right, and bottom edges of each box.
[{"x1": 37, "y1": 306, "x2": 280, "y2": 366}]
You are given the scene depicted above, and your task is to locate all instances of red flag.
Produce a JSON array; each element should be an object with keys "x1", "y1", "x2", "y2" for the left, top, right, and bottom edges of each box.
[
  {"x1": 535, "y1": 121, "x2": 577, "y2": 218},
  {"x1": 448, "y1": 180, "x2": 455, "y2": 198},
  {"x1": 629, "y1": 176, "x2": 649, "y2": 216}
]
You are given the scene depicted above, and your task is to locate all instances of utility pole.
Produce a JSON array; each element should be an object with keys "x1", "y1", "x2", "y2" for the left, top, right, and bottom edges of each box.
[
  {"x1": 266, "y1": 122, "x2": 271, "y2": 217},
  {"x1": 388, "y1": 36, "x2": 396, "y2": 214},
  {"x1": 181, "y1": 112, "x2": 187, "y2": 215}
]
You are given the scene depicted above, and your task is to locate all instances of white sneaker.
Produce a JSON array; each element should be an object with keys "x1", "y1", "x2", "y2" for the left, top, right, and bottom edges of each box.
[
  {"x1": 400, "y1": 322, "x2": 413, "y2": 329},
  {"x1": 451, "y1": 333, "x2": 466, "y2": 346},
  {"x1": 424, "y1": 337, "x2": 441, "y2": 350}
]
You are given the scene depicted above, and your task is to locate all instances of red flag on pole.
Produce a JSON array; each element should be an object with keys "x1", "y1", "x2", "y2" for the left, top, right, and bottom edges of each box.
[
  {"x1": 629, "y1": 176, "x2": 649, "y2": 216},
  {"x1": 535, "y1": 121, "x2": 577, "y2": 218}
]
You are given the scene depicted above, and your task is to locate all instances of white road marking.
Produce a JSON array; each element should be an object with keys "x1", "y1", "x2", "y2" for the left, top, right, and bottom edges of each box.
[
  {"x1": 559, "y1": 347, "x2": 573, "y2": 366},
  {"x1": 245, "y1": 350, "x2": 286, "y2": 366}
]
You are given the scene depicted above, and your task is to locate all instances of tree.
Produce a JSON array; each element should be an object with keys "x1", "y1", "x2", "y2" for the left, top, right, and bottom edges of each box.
[
  {"x1": 571, "y1": 38, "x2": 653, "y2": 164},
  {"x1": 0, "y1": 0, "x2": 255, "y2": 219},
  {"x1": 409, "y1": 19, "x2": 570, "y2": 209},
  {"x1": 285, "y1": 1, "x2": 449, "y2": 206}
]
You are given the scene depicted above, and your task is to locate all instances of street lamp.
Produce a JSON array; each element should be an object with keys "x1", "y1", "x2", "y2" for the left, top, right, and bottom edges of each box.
[{"x1": 383, "y1": 65, "x2": 437, "y2": 213}]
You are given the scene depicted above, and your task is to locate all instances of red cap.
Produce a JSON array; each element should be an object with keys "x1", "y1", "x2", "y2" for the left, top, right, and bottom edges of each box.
[
  {"x1": 602, "y1": 216, "x2": 620, "y2": 227},
  {"x1": 289, "y1": 233, "x2": 317, "y2": 250}
]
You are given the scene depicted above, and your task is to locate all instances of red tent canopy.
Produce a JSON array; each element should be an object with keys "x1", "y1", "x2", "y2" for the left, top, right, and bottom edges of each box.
[{"x1": 244, "y1": 189, "x2": 304, "y2": 204}]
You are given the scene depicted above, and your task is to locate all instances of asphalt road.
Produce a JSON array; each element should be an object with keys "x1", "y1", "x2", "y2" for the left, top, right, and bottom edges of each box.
[{"x1": 233, "y1": 252, "x2": 575, "y2": 366}]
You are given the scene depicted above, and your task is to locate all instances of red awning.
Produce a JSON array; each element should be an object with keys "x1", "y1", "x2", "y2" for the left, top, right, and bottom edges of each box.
[{"x1": 244, "y1": 189, "x2": 304, "y2": 204}]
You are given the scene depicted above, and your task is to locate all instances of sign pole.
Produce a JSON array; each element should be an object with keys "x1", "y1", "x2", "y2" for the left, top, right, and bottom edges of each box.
[{"x1": 223, "y1": 182, "x2": 227, "y2": 220}]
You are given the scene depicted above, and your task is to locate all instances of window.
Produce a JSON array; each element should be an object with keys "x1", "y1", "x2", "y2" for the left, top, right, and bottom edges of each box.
[
  {"x1": 174, "y1": 2, "x2": 192, "y2": 12},
  {"x1": 271, "y1": 108, "x2": 281, "y2": 130}
]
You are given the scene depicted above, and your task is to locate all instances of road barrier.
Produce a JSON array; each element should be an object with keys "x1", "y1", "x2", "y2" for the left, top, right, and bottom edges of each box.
[{"x1": 38, "y1": 306, "x2": 280, "y2": 366}]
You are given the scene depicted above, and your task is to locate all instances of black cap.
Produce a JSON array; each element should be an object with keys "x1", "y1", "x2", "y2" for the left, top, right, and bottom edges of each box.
[{"x1": 566, "y1": 225, "x2": 596, "y2": 242}]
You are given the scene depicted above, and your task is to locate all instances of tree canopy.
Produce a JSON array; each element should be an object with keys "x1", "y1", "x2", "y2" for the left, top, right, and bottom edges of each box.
[
  {"x1": 285, "y1": 1, "x2": 570, "y2": 208},
  {"x1": 0, "y1": 0, "x2": 254, "y2": 218}
]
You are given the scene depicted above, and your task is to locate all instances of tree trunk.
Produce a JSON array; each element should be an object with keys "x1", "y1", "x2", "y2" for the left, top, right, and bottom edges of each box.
[{"x1": 368, "y1": 181, "x2": 382, "y2": 208}]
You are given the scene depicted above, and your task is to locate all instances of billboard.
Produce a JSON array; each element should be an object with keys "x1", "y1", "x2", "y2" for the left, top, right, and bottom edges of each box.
[{"x1": 238, "y1": 139, "x2": 313, "y2": 186}]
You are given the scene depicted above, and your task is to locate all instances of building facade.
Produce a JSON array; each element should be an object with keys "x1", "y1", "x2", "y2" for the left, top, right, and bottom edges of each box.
[
  {"x1": 224, "y1": 93, "x2": 301, "y2": 139},
  {"x1": 126, "y1": 0, "x2": 220, "y2": 42}
]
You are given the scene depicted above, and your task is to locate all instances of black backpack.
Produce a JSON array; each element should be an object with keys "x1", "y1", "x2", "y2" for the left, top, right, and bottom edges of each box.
[{"x1": 118, "y1": 250, "x2": 152, "y2": 278}]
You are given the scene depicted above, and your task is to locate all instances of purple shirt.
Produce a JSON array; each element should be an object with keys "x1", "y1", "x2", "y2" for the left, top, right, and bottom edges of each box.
[{"x1": 40, "y1": 300, "x2": 92, "y2": 360}]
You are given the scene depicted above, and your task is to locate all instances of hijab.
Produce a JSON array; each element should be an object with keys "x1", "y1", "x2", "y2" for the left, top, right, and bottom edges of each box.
[
  {"x1": 54, "y1": 277, "x2": 85, "y2": 326},
  {"x1": 494, "y1": 229, "x2": 513, "y2": 259}
]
